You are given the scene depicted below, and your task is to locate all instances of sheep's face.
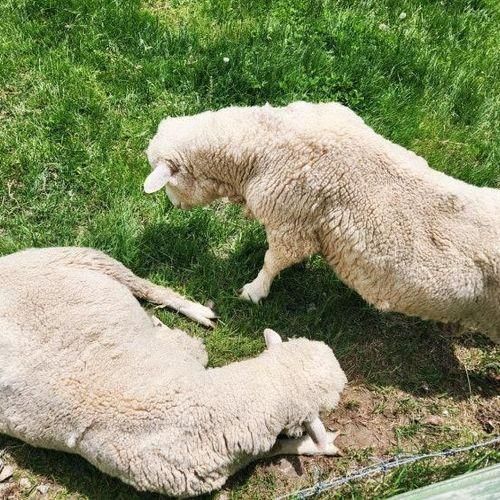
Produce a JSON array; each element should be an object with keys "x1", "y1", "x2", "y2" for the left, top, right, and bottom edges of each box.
[
  {"x1": 144, "y1": 116, "x2": 221, "y2": 209},
  {"x1": 144, "y1": 159, "x2": 218, "y2": 209}
]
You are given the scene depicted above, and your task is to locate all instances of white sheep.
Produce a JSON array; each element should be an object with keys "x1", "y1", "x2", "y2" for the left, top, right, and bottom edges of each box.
[
  {"x1": 144, "y1": 101, "x2": 500, "y2": 342},
  {"x1": 0, "y1": 247, "x2": 347, "y2": 497}
]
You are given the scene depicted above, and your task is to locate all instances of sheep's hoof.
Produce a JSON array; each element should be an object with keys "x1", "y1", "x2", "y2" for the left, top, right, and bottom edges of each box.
[
  {"x1": 305, "y1": 431, "x2": 341, "y2": 456},
  {"x1": 319, "y1": 431, "x2": 342, "y2": 456},
  {"x1": 238, "y1": 283, "x2": 264, "y2": 304},
  {"x1": 178, "y1": 302, "x2": 218, "y2": 328}
]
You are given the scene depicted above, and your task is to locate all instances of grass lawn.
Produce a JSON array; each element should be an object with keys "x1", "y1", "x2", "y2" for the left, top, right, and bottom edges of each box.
[{"x1": 0, "y1": 0, "x2": 499, "y2": 498}]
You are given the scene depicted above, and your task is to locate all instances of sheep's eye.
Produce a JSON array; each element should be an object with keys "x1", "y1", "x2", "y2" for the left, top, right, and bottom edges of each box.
[{"x1": 168, "y1": 161, "x2": 180, "y2": 175}]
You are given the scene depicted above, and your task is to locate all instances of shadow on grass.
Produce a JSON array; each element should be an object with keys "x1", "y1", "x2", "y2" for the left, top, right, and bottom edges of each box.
[
  {"x1": 135, "y1": 218, "x2": 498, "y2": 402},
  {"x1": 1, "y1": 216, "x2": 495, "y2": 500}
]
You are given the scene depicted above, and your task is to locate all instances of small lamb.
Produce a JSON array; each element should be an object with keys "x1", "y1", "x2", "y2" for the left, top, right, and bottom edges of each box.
[
  {"x1": 144, "y1": 101, "x2": 500, "y2": 342},
  {"x1": 0, "y1": 247, "x2": 347, "y2": 497}
]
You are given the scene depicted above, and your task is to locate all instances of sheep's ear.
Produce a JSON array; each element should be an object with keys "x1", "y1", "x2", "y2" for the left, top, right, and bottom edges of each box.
[
  {"x1": 144, "y1": 162, "x2": 174, "y2": 193},
  {"x1": 264, "y1": 328, "x2": 282, "y2": 348}
]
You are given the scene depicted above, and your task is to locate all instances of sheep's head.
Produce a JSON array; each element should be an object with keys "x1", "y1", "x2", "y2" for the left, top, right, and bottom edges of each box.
[
  {"x1": 263, "y1": 328, "x2": 346, "y2": 451},
  {"x1": 143, "y1": 115, "x2": 223, "y2": 209},
  {"x1": 143, "y1": 159, "x2": 219, "y2": 209}
]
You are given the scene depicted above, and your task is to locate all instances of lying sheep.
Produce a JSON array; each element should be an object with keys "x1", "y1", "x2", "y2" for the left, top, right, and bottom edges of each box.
[
  {"x1": 0, "y1": 247, "x2": 347, "y2": 496},
  {"x1": 144, "y1": 101, "x2": 500, "y2": 342}
]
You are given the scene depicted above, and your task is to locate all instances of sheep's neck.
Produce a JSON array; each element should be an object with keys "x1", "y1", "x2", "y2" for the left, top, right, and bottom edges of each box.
[
  {"x1": 211, "y1": 150, "x2": 259, "y2": 204},
  {"x1": 196, "y1": 119, "x2": 271, "y2": 204}
]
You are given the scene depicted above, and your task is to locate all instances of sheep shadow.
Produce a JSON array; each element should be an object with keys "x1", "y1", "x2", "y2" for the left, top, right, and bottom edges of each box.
[
  {"x1": 124, "y1": 213, "x2": 499, "y2": 496},
  {"x1": 136, "y1": 215, "x2": 498, "y2": 402}
]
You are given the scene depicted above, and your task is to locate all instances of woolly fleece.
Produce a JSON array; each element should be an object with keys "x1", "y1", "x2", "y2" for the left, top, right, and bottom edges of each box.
[
  {"x1": 0, "y1": 247, "x2": 347, "y2": 496},
  {"x1": 145, "y1": 101, "x2": 500, "y2": 342}
]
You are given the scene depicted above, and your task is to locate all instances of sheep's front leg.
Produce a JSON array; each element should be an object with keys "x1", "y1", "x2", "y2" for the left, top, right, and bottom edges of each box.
[
  {"x1": 239, "y1": 246, "x2": 304, "y2": 303},
  {"x1": 239, "y1": 249, "x2": 289, "y2": 303},
  {"x1": 239, "y1": 231, "x2": 312, "y2": 304}
]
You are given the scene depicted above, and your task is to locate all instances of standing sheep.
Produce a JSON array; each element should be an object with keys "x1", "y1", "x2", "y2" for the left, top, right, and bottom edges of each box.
[
  {"x1": 0, "y1": 247, "x2": 347, "y2": 497},
  {"x1": 144, "y1": 101, "x2": 500, "y2": 342}
]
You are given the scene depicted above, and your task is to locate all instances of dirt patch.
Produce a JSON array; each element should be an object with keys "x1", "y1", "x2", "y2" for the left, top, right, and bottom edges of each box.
[
  {"x1": 327, "y1": 386, "x2": 404, "y2": 455},
  {"x1": 475, "y1": 400, "x2": 500, "y2": 434},
  {"x1": 0, "y1": 481, "x2": 20, "y2": 500}
]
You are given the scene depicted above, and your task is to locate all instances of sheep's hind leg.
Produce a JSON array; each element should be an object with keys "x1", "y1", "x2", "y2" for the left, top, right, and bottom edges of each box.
[
  {"x1": 60, "y1": 247, "x2": 216, "y2": 327},
  {"x1": 268, "y1": 431, "x2": 341, "y2": 457}
]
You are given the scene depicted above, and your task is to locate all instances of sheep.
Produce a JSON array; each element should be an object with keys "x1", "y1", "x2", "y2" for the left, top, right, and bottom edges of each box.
[
  {"x1": 0, "y1": 246, "x2": 347, "y2": 497},
  {"x1": 144, "y1": 101, "x2": 500, "y2": 342}
]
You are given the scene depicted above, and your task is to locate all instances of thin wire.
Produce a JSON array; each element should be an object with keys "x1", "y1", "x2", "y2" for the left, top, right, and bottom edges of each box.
[{"x1": 276, "y1": 435, "x2": 500, "y2": 499}]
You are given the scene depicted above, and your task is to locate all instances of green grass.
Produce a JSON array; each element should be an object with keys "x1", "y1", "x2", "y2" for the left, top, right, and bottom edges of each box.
[{"x1": 0, "y1": 0, "x2": 499, "y2": 498}]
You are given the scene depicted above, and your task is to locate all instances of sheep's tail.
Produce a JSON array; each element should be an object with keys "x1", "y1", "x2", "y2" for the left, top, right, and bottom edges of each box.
[{"x1": 46, "y1": 247, "x2": 216, "y2": 327}]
